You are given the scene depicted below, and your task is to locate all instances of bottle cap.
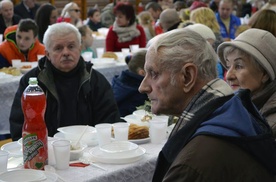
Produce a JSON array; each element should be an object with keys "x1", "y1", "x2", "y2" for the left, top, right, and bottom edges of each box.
[{"x1": 28, "y1": 77, "x2": 38, "y2": 85}]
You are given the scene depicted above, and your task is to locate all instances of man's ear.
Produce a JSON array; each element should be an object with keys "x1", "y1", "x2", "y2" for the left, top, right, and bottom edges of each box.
[
  {"x1": 45, "y1": 50, "x2": 50, "y2": 61},
  {"x1": 262, "y1": 73, "x2": 270, "y2": 83},
  {"x1": 138, "y1": 69, "x2": 145, "y2": 76},
  {"x1": 180, "y1": 63, "x2": 197, "y2": 93}
]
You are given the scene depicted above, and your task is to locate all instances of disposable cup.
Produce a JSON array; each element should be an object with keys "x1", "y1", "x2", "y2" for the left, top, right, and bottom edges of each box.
[
  {"x1": 11, "y1": 59, "x2": 21, "y2": 69},
  {"x1": 113, "y1": 122, "x2": 129, "y2": 141},
  {"x1": 129, "y1": 44, "x2": 139, "y2": 53},
  {"x1": 149, "y1": 120, "x2": 167, "y2": 144},
  {"x1": 0, "y1": 150, "x2": 9, "y2": 172},
  {"x1": 37, "y1": 55, "x2": 44, "y2": 61},
  {"x1": 96, "y1": 48, "x2": 104, "y2": 58},
  {"x1": 95, "y1": 123, "x2": 112, "y2": 147},
  {"x1": 0, "y1": 34, "x2": 3, "y2": 43},
  {"x1": 52, "y1": 140, "x2": 70, "y2": 170},
  {"x1": 81, "y1": 52, "x2": 93, "y2": 62}
]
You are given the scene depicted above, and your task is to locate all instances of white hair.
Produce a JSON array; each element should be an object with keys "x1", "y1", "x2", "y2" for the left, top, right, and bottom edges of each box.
[
  {"x1": 43, "y1": 22, "x2": 81, "y2": 50},
  {"x1": 148, "y1": 28, "x2": 218, "y2": 82}
]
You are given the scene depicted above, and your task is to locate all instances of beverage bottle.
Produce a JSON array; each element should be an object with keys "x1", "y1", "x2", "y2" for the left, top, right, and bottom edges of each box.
[
  {"x1": 138, "y1": 2, "x2": 144, "y2": 13},
  {"x1": 21, "y1": 77, "x2": 48, "y2": 170}
]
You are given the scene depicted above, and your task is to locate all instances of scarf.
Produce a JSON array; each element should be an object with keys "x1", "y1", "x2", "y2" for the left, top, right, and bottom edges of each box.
[
  {"x1": 113, "y1": 22, "x2": 140, "y2": 43},
  {"x1": 252, "y1": 80, "x2": 276, "y2": 110},
  {"x1": 152, "y1": 79, "x2": 234, "y2": 181}
]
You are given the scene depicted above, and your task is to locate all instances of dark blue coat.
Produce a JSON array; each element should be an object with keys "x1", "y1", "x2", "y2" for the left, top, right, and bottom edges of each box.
[{"x1": 112, "y1": 70, "x2": 148, "y2": 117}]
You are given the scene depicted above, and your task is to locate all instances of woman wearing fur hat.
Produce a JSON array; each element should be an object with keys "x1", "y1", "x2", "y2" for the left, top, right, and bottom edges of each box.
[{"x1": 217, "y1": 28, "x2": 276, "y2": 137}]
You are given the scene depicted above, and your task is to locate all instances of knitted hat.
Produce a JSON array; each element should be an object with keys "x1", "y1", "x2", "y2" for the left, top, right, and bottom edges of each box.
[
  {"x1": 186, "y1": 23, "x2": 216, "y2": 41},
  {"x1": 217, "y1": 28, "x2": 276, "y2": 80},
  {"x1": 189, "y1": 1, "x2": 207, "y2": 11}
]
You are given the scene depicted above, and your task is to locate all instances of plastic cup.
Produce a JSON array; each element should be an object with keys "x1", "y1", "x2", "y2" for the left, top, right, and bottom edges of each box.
[
  {"x1": 129, "y1": 44, "x2": 139, "y2": 53},
  {"x1": 95, "y1": 123, "x2": 112, "y2": 147},
  {"x1": 121, "y1": 48, "x2": 130, "y2": 58},
  {"x1": 37, "y1": 55, "x2": 44, "y2": 61},
  {"x1": 113, "y1": 122, "x2": 130, "y2": 141},
  {"x1": 81, "y1": 52, "x2": 93, "y2": 62},
  {"x1": 0, "y1": 150, "x2": 9, "y2": 172},
  {"x1": 11, "y1": 59, "x2": 21, "y2": 68},
  {"x1": 0, "y1": 34, "x2": 3, "y2": 44},
  {"x1": 48, "y1": 138, "x2": 57, "y2": 166},
  {"x1": 96, "y1": 48, "x2": 104, "y2": 58},
  {"x1": 52, "y1": 140, "x2": 70, "y2": 170},
  {"x1": 149, "y1": 120, "x2": 167, "y2": 144}
]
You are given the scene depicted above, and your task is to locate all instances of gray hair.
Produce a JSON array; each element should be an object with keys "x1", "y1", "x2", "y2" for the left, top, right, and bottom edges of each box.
[
  {"x1": 0, "y1": 0, "x2": 13, "y2": 9},
  {"x1": 148, "y1": 28, "x2": 218, "y2": 83},
  {"x1": 43, "y1": 22, "x2": 81, "y2": 50},
  {"x1": 222, "y1": 45, "x2": 266, "y2": 73}
]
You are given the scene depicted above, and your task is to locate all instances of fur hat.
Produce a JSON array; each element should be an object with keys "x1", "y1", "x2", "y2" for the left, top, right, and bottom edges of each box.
[{"x1": 217, "y1": 28, "x2": 276, "y2": 80}]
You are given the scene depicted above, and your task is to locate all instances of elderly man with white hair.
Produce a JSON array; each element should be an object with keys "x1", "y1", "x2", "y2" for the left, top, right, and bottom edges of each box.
[
  {"x1": 139, "y1": 28, "x2": 276, "y2": 181},
  {"x1": 0, "y1": 0, "x2": 21, "y2": 36}
]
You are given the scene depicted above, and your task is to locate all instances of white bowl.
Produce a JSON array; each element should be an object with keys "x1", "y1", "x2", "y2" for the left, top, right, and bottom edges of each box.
[
  {"x1": 100, "y1": 141, "x2": 138, "y2": 156},
  {"x1": 57, "y1": 125, "x2": 97, "y2": 144},
  {"x1": 70, "y1": 141, "x2": 87, "y2": 161},
  {"x1": 20, "y1": 68, "x2": 32, "y2": 74}
]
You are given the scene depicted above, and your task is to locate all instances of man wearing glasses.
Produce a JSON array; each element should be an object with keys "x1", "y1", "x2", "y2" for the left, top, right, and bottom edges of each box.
[{"x1": 57, "y1": 2, "x2": 82, "y2": 27}]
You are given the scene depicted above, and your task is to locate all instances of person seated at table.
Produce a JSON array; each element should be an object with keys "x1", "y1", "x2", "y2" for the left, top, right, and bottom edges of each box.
[
  {"x1": 57, "y1": 2, "x2": 82, "y2": 27},
  {"x1": 105, "y1": 3, "x2": 146, "y2": 52},
  {"x1": 0, "y1": 0, "x2": 21, "y2": 37},
  {"x1": 217, "y1": 29, "x2": 276, "y2": 137},
  {"x1": 14, "y1": 0, "x2": 40, "y2": 20},
  {"x1": 112, "y1": 50, "x2": 148, "y2": 117},
  {"x1": 35, "y1": 3, "x2": 58, "y2": 43},
  {"x1": 145, "y1": 2, "x2": 163, "y2": 35},
  {"x1": 248, "y1": 9, "x2": 276, "y2": 37},
  {"x1": 0, "y1": 18, "x2": 45, "y2": 67},
  {"x1": 86, "y1": 8, "x2": 103, "y2": 32},
  {"x1": 139, "y1": 28, "x2": 276, "y2": 181},
  {"x1": 101, "y1": 0, "x2": 129, "y2": 28},
  {"x1": 137, "y1": 11, "x2": 156, "y2": 43},
  {"x1": 78, "y1": 25, "x2": 96, "y2": 59},
  {"x1": 9, "y1": 22, "x2": 120, "y2": 141},
  {"x1": 158, "y1": 8, "x2": 182, "y2": 32}
]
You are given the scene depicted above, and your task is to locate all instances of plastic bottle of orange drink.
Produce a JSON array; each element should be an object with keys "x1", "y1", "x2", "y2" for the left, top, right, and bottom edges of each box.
[{"x1": 21, "y1": 77, "x2": 48, "y2": 170}]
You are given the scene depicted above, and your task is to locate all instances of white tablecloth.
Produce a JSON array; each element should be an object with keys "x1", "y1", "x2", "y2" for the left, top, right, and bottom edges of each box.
[
  {"x1": 0, "y1": 63, "x2": 127, "y2": 135},
  {"x1": 7, "y1": 140, "x2": 165, "y2": 182},
  {"x1": 0, "y1": 76, "x2": 21, "y2": 135}
]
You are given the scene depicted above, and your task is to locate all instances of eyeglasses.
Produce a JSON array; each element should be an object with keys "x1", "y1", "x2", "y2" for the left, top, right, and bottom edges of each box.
[{"x1": 70, "y1": 9, "x2": 81, "y2": 13}]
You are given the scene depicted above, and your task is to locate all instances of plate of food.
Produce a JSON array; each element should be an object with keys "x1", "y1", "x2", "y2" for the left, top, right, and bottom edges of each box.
[
  {"x1": 20, "y1": 65, "x2": 32, "y2": 74},
  {"x1": 128, "y1": 123, "x2": 150, "y2": 144}
]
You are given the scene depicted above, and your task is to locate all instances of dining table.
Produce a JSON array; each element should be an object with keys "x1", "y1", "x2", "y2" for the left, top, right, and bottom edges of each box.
[
  {"x1": 0, "y1": 61, "x2": 128, "y2": 136},
  {"x1": 4, "y1": 138, "x2": 166, "y2": 182}
]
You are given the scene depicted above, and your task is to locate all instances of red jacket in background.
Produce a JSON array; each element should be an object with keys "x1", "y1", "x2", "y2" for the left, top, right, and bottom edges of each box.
[{"x1": 105, "y1": 25, "x2": 146, "y2": 52}]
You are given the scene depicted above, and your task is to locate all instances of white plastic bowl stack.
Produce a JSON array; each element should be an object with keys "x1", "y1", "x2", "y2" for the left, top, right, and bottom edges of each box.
[{"x1": 57, "y1": 125, "x2": 97, "y2": 145}]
